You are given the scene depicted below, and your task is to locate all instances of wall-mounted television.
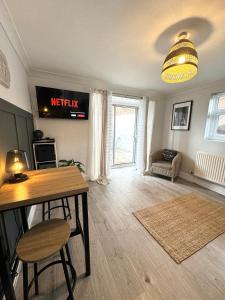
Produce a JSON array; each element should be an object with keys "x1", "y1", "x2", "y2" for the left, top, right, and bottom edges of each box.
[{"x1": 36, "y1": 86, "x2": 89, "y2": 120}]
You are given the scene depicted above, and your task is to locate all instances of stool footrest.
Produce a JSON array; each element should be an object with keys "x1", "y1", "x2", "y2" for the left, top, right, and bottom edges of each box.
[
  {"x1": 28, "y1": 259, "x2": 76, "y2": 294},
  {"x1": 43, "y1": 205, "x2": 72, "y2": 219},
  {"x1": 42, "y1": 199, "x2": 72, "y2": 221}
]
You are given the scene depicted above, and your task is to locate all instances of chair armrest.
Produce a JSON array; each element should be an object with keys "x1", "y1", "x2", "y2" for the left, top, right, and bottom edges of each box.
[
  {"x1": 172, "y1": 153, "x2": 182, "y2": 175},
  {"x1": 150, "y1": 150, "x2": 162, "y2": 163}
]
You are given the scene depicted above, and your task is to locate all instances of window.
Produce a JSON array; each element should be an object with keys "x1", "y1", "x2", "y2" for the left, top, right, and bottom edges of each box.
[
  {"x1": 112, "y1": 105, "x2": 137, "y2": 166},
  {"x1": 205, "y1": 92, "x2": 225, "y2": 142}
]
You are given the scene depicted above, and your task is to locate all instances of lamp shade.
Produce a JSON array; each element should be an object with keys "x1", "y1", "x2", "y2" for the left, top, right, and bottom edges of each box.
[
  {"x1": 161, "y1": 32, "x2": 198, "y2": 83},
  {"x1": 6, "y1": 150, "x2": 29, "y2": 174}
]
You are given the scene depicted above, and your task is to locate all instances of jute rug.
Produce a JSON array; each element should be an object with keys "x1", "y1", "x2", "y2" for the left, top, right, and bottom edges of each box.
[{"x1": 134, "y1": 193, "x2": 225, "y2": 263}]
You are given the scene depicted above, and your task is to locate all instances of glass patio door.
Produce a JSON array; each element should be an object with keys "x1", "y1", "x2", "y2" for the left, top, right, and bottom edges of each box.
[{"x1": 112, "y1": 105, "x2": 137, "y2": 166}]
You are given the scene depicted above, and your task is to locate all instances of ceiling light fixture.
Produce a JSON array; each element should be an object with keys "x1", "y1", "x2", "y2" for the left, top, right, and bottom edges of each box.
[{"x1": 161, "y1": 32, "x2": 198, "y2": 83}]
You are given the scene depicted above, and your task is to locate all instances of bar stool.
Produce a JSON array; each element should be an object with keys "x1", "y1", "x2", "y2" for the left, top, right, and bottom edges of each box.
[
  {"x1": 16, "y1": 219, "x2": 76, "y2": 300},
  {"x1": 42, "y1": 197, "x2": 72, "y2": 221}
]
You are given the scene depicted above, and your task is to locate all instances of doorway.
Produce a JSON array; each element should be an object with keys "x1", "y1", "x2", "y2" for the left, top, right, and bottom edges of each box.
[{"x1": 112, "y1": 105, "x2": 138, "y2": 167}]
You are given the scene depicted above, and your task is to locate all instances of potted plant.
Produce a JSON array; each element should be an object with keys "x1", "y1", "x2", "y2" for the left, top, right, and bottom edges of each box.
[{"x1": 58, "y1": 159, "x2": 85, "y2": 173}]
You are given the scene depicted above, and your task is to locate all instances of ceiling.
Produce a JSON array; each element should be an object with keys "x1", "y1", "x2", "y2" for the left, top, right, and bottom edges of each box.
[{"x1": 5, "y1": 0, "x2": 225, "y2": 92}]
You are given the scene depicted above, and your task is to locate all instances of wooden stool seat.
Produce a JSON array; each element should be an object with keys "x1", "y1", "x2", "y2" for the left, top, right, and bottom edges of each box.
[{"x1": 16, "y1": 219, "x2": 71, "y2": 263}]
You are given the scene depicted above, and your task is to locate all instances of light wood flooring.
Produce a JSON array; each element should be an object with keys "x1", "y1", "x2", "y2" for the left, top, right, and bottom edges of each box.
[{"x1": 15, "y1": 168, "x2": 225, "y2": 300}]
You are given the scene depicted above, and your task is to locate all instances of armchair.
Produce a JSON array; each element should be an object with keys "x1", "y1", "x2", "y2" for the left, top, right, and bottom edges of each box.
[{"x1": 150, "y1": 149, "x2": 182, "y2": 182}]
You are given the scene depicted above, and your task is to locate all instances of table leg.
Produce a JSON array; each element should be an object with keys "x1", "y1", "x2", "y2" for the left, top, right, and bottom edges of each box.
[
  {"x1": 0, "y1": 219, "x2": 16, "y2": 300},
  {"x1": 75, "y1": 195, "x2": 79, "y2": 228},
  {"x1": 20, "y1": 207, "x2": 29, "y2": 232},
  {"x1": 81, "y1": 192, "x2": 91, "y2": 276}
]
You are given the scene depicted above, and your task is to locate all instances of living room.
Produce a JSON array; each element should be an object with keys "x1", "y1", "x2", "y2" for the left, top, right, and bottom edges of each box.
[{"x1": 0, "y1": 0, "x2": 225, "y2": 299}]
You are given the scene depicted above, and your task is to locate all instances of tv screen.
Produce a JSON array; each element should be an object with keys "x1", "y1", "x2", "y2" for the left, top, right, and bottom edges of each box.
[{"x1": 36, "y1": 86, "x2": 89, "y2": 120}]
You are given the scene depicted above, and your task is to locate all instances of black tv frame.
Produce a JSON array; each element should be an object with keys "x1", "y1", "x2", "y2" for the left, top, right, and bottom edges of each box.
[{"x1": 36, "y1": 86, "x2": 89, "y2": 120}]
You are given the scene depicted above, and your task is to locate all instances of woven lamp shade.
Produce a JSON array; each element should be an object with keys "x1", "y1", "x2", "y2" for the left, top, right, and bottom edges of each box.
[{"x1": 161, "y1": 34, "x2": 198, "y2": 83}]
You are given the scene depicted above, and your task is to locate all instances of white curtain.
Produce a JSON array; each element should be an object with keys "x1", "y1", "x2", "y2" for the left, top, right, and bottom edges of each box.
[
  {"x1": 144, "y1": 100, "x2": 156, "y2": 174},
  {"x1": 136, "y1": 97, "x2": 147, "y2": 173},
  {"x1": 88, "y1": 90, "x2": 112, "y2": 184},
  {"x1": 136, "y1": 97, "x2": 156, "y2": 174},
  {"x1": 88, "y1": 91, "x2": 103, "y2": 181},
  {"x1": 88, "y1": 91, "x2": 155, "y2": 180}
]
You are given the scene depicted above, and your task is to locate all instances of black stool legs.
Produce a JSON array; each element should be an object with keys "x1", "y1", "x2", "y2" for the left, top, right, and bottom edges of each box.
[
  {"x1": 65, "y1": 243, "x2": 72, "y2": 265},
  {"x1": 62, "y1": 199, "x2": 67, "y2": 220},
  {"x1": 65, "y1": 198, "x2": 72, "y2": 219},
  {"x1": 75, "y1": 195, "x2": 79, "y2": 228},
  {"x1": 34, "y1": 263, "x2": 39, "y2": 295},
  {"x1": 60, "y1": 248, "x2": 74, "y2": 300},
  {"x1": 22, "y1": 244, "x2": 75, "y2": 300},
  {"x1": 23, "y1": 262, "x2": 28, "y2": 300},
  {"x1": 42, "y1": 198, "x2": 72, "y2": 221},
  {"x1": 48, "y1": 201, "x2": 51, "y2": 220}
]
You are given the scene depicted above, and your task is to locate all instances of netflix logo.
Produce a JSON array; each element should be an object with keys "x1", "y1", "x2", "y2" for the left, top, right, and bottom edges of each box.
[
  {"x1": 36, "y1": 86, "x2": 89, "y2": 120},
  {"x1": 51, "y1": 98, "x2": 79, "y2": 108}
]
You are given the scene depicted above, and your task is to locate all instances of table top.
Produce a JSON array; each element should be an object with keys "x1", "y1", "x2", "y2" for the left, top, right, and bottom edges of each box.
[{"x1": 0, "y1": 166, "x2": 89, "y2": 212}]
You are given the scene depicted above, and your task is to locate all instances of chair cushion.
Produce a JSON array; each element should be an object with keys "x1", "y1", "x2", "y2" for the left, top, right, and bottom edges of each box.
[
  {"x1": 162, "y1": 149, "x2": 177, "y2": 162},
  {"x1": 152, "y1": 161, "x2": 172, "y2": 170}
]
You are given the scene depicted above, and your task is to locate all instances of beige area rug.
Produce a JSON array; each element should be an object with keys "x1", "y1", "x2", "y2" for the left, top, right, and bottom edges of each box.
[{"x1": 134, "y1": 193, "x2": 225, "y2": 263}]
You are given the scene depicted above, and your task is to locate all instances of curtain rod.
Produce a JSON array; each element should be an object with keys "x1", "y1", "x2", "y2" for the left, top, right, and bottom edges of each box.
[{"x1": 112, "y1": 92, "x2": 143, "y2": 100}]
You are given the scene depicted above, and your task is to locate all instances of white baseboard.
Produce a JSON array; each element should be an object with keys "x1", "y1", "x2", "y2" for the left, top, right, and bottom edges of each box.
[{"x1": 179, "y1": 171, "x2": 225, "y2": 196}]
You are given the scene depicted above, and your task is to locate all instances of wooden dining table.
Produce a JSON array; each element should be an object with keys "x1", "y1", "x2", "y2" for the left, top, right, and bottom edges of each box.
[{"x1": 0, "y1": 166, "x2": 90, "y2": 300}]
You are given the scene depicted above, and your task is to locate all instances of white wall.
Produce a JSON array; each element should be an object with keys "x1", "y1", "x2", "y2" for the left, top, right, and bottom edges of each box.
[
  {"x1": 29, "y1": 72, "x2": 90, "y2": 169},
  {"x1": 162, "y1": 80, "x2": 225, "y2": 194},
  {"x1": 0, "y1": 1, "x2": 30, "y2": 112},
  {"x1": 0, "y1": 1, "x2": 31, "y2": 183},
  {"x1": 29, "y1": 70, "x2": 164, "y2": 171}
]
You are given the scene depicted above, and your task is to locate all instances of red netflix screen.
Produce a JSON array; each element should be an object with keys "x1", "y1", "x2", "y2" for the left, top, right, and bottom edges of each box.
[{"x1": 36, "y1": 86, "x2": 89, "y2": 120}]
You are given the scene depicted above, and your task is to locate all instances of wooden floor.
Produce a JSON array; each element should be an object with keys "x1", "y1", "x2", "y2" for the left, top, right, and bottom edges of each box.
[{"x1": 15, "y1": 168, "x2": 225, "y2": 300}]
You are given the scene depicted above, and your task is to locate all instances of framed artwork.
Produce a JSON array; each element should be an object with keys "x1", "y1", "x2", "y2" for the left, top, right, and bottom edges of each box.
[
  {"x1": 171, "y1": 100, "x2": 193, "y2": 130},
  {"x1": 0, "y1": 49, "x2": 10, "y2": 88}
]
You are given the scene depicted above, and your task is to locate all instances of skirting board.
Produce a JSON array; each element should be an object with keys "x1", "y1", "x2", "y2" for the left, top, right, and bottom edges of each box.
[{"x1": 179, "y1": 171, "x2": 225, "y2": 197}]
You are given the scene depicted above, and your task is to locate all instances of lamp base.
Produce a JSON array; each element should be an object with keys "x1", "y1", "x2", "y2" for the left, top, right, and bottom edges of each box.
[{"x1": 8, "y1": 173, "x2": 29, "y2": 184}]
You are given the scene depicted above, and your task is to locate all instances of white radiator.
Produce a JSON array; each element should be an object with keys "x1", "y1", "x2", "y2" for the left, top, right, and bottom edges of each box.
[{"x1": 194, "y1": 151, "x2": 225, "y2": 186}]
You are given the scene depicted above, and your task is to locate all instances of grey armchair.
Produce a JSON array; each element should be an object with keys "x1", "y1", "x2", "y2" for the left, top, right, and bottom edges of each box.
[{"x1": 150, "y1": 149, "x2": 182, "y2": 182}]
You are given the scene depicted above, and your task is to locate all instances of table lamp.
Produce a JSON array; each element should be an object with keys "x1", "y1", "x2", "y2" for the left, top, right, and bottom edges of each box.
[{"x1": 5, "y1": 150, "x2": 29, "y2": 183}]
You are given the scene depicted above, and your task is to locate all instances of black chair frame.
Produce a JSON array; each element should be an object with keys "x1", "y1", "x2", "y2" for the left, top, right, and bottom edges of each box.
[
  {"x1": 23, "y1": 242, "x2": 76, "y2": 300},
  {"x1": 42, "y1": 197, "x2": 72, "y2": 221}
]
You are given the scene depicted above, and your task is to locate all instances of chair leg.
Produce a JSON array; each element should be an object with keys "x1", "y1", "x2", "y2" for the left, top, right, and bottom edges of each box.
[
  {"x1": 34, "y1": 263, "x2": 39, "y2": 295},
  {"x1": 65, "y1": 243, "x2": 73, "y2": 279},
  {"x1": 23, "y1": 262, "x2": 29, "y2": 300},
  {"x1": 75, "y1": 195, "x2": 79, "y2": 228},
  {"x1": 66, "y1": 197, "x2": 72, "y2": 220},
  {"x1": 60, "y1": 248, "x2": 74, "y2": 300},
  {"x1": 42, "y1": 203, "x2": 45, "y2": 221},
  {"x1": 65, "y1": 243, "x2": 72, "y2": 265},
  {"x1": 48, "y1": 201, "x2": 51, "y2": 220},
  {"x1": 61, "y1": 199, "x2": 67, "y2": 220},
  {"x1": 171, "y1": 177, "x2": 174, "y2": 183}
]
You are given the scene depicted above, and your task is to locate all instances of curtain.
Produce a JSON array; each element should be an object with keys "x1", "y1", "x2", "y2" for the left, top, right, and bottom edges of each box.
[
  {"x1": 88, "y1": 90, "x2": 112, "y2": 184},
  {"x1": 144, "y1": 100, "x2": 156, "y2": 174},
  {"x1": 136, "y1": 97, "x2": 156, "y2": 174},
  {"x1": 97, "y1": 91, "x2": 113, "y2": 184},
  {"x1": 88, "y1": 91, "x2": 103, "y2": 181},
  {"x1": 136, "y1": 97, "x2": 147, "y2": 173},
  {"x1": 88, "y1": 91, "x2": 155, "y2": 180}
]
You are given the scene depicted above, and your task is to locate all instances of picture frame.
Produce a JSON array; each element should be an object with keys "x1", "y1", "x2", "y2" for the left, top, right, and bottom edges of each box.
[
  {"x1": 171, "y1": 100, "x2": 193, "y2": 131},
  {"x1": 0, "y1": 49, "x2": 10, "y2": 88}
]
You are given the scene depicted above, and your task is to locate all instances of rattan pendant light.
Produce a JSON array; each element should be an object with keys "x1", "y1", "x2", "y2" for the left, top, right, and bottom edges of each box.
[{"x1": 161, "y1": 32, "x2": 198, "y2": 83}]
